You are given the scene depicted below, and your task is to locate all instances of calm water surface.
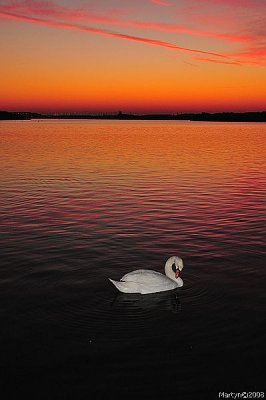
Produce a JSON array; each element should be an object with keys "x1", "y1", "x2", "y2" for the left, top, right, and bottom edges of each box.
[{"x1": 0, "y1": 120, "x2": 265, "y2": 399}]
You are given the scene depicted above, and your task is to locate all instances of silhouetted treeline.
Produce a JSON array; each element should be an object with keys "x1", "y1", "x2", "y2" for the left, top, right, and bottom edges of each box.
[
  {"x1": 1, "y1": 110, "x2": 266, "y2": 122},
  {"x1": 47, "y1": 111, "x2": 266, "y2": 122},
  {"x1": 0, "y1": 111, "x2": 44, "y2": 120},
  {"x1": 175, "y1": 111, "x2": 266, "y2": 122}
]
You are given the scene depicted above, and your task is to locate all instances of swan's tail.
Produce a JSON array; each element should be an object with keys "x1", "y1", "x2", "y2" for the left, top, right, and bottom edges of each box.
[
  {"x1": 108, "y1": 278, "x2": 140, "y2": 293},
  {"x1": 108, "y1": 278, "x2": 122, "y2": 291}
]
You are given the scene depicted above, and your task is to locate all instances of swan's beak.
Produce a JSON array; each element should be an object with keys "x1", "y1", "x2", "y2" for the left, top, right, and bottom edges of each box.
[{"x1": 175, "y1": 269, "x2": 180, "y2": 278}]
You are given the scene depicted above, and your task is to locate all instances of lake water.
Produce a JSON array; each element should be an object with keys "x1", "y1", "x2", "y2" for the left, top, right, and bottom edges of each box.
[{"x1": 0, "y1": 120, "x2": 265, "y2": 399}]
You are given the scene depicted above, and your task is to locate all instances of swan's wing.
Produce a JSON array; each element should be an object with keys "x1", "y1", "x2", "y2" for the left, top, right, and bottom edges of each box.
[
  {"x1": 109, "y1": 277, "x2": 176, "y2": 295},
  {"x1": 109, "y1": 269, "x2": 179, "y2": 294},
  {"x1": 139, "y1": 282, "x2": 177, "y2": 295},
  {"x1": 121, "y1": 269, "x2": 172, "y2": 285}
]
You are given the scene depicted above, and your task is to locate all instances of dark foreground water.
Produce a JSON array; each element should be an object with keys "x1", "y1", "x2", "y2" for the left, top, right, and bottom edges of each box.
[{"x1": 0, "y1": 120, "x2": 265, "y2": 399}]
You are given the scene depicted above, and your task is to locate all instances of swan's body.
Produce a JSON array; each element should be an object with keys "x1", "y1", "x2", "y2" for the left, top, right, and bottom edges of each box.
[{"x1": 109, "y1": 256, "x2": 184, "y2": 295}]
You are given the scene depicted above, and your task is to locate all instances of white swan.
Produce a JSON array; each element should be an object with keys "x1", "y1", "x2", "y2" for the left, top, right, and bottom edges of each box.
[{"x1": 109, "y1": 256, "x2": 184, "y2": 295}]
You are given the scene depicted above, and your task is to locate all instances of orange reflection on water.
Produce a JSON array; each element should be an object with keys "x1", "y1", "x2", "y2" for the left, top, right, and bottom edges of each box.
[
  {"x1": 1, "y1": 120, "x2": 265, "y2": 257},
  {"x1": 1, "y1": 120, "x2": 265, "y2": 180}
]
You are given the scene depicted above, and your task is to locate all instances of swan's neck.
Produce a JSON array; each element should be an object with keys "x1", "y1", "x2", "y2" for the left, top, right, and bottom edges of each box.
[
  {"x1": 164, "y1": 257, "x2": 176, "y2": 281},
  {"x1": 164, "y1": 256, "x2": 183, "y2": 287},
  {"x1": 165, "y1": 257, "x2": 175, "y2": 281}
]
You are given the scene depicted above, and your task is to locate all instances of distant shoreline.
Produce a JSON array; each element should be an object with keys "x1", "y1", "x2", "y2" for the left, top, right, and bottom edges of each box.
[{"x1": 1, "y1": 110, "x2": 266, "y2": 122}]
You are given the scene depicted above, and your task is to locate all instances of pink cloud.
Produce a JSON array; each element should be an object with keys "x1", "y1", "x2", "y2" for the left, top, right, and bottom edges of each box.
[
  {"x1": 179, "y1": 0, "x2": 266, "y2": 65},
  {"x1": 0, "y1": 0, "x2": 254, "y2": 44},
  {"x1": 195, "y1": 0, "x2": 266, "y2": 8},
  {"x1": 1, "y1": 1, "x2": 265, "y2": 66},
  {"x1": 230, "y1": 46, "x2": 266, "y2": 66},
  {"x1": 0, "y1": 11, "x2": 228, "y2": 59},
  {"x1": 240, "y1": 48, "x2": 266, "y2": 58},
  {"x1": 150, "y1": 0, "x2": 171, "y2": 6}
]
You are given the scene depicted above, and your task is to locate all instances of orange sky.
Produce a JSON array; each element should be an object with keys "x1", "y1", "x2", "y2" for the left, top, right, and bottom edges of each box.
[{"x1": 0, "y1": 0, "x2": 265, "y2": 113}]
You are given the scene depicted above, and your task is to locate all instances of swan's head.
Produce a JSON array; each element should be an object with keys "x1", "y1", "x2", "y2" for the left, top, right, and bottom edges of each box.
[{"x1": 166, "y1": 256, "x2": 184, "y2": 279}]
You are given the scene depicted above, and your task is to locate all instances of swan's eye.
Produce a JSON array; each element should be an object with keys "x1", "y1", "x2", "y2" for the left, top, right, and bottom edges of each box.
[{"x1": 171, "y1": 263, "x2": 176, "y2": 272}]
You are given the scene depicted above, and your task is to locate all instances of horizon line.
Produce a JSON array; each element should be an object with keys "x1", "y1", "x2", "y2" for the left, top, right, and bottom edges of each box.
[{"x1": 1, "y1": 110, "x2": 266, "y2": 115}]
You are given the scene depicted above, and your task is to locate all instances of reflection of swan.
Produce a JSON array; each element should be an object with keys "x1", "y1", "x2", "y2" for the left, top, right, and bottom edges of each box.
[
  {"x1": 113, "y1": 291, "x2": 182, "y2": 313},
  {"x1": 109, "y1": 256, "x2": 184, "y2": 294}
]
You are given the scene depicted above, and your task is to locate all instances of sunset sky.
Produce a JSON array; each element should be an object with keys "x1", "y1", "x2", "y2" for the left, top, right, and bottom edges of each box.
[{"x1": 1, "y1": 0, "x2": 266, "y2": 113}]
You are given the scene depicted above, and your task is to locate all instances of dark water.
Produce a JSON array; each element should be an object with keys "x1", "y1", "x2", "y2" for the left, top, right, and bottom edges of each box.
[{"x1": 0, "y1": 120, "x2": 265, "y2": 399}]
